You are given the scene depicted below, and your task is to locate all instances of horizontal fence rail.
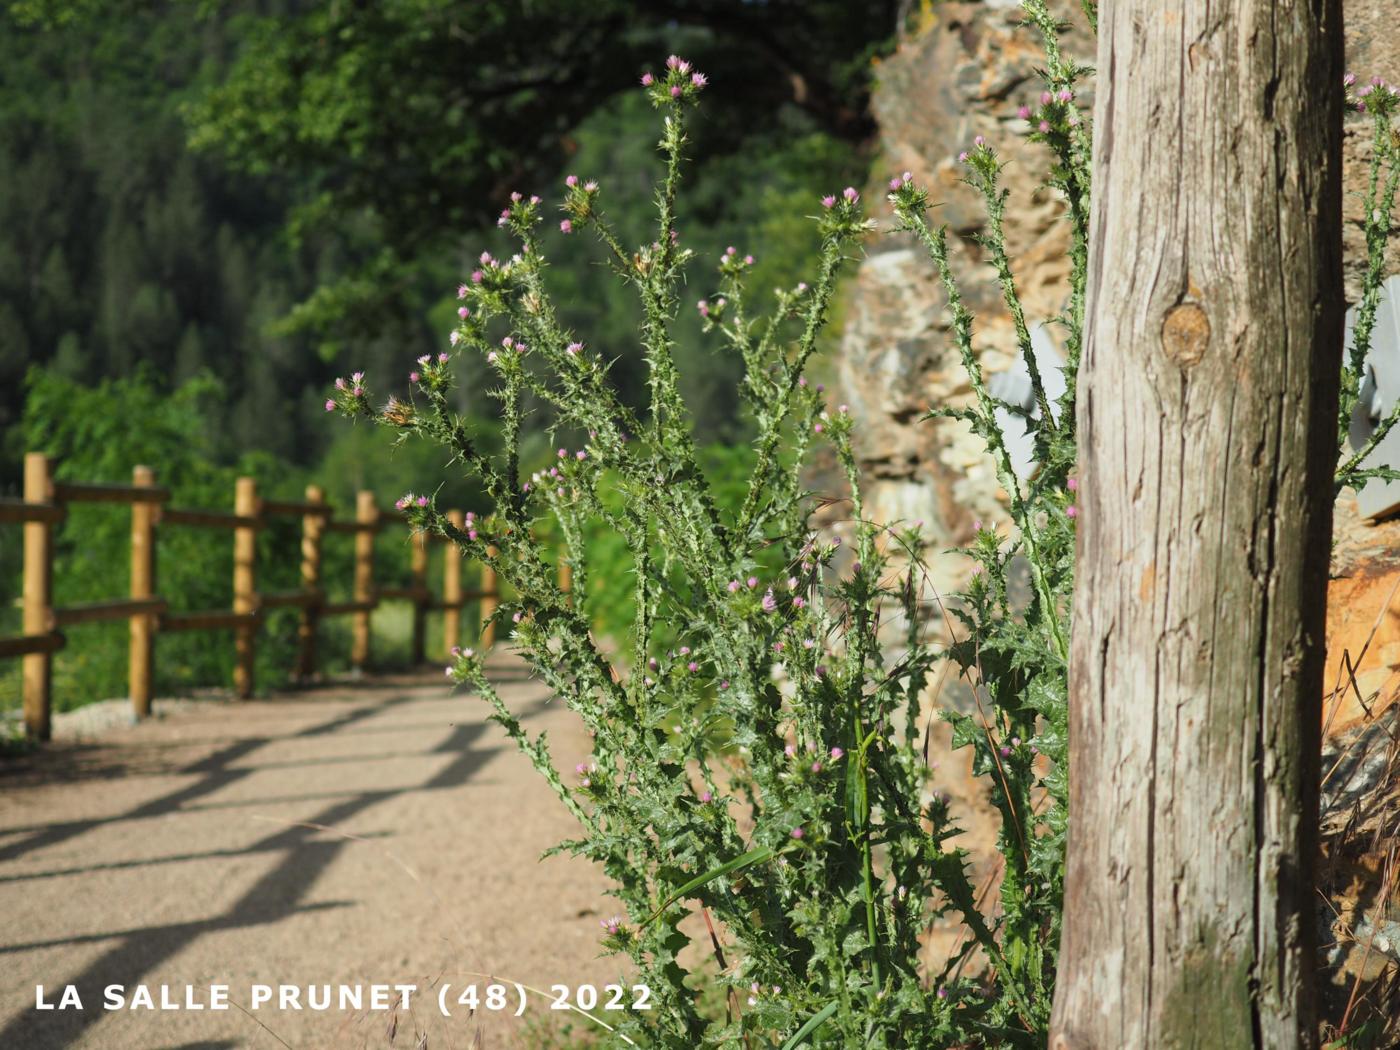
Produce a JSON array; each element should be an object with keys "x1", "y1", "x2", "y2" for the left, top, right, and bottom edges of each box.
[{"x1": 2, "y1": 451, "x2": 529, "y2": 741}]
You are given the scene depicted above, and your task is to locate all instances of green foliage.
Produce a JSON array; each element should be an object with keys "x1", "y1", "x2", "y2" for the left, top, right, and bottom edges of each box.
[
  {"x1": 1336, "y1": 78, "x2": 1400, "y2": 492},
  {"x1": 0, "y1": 2, "x2": 359, "y2": 479},
  {"x1": 185, "y1": 0, "x2": 897, "y2": 350},
  {"x1": 8, "y1": 369, "x2": 295, "y2": 707},
  {"x1": 1, "y1": 369, "x2": 439, "y2": 713},
  {"x1": 327, "y1": 33, "x2": 1084, "y2": 1043}
]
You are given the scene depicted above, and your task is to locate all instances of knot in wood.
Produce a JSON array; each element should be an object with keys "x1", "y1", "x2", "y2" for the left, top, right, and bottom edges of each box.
[{"x1": 1161, "y1": 302, "x2": 1210, "y2": 369}]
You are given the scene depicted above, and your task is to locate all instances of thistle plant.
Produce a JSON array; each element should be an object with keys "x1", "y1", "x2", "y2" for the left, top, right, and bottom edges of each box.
[
  {"x1": 1338, "y1": 73, "x2": 1400, "y2": 492},
  {"x1": 323, "y1": 6, "x2": 1399, "y2": 1046},
  {"x1": 321, "y1": 26, "x2": 1092, "y2": 1049}
]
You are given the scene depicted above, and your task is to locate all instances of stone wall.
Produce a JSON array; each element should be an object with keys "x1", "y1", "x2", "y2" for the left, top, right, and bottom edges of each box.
[{"x1": 833, "y1": 0, "x2": 1400, "y2": 586}]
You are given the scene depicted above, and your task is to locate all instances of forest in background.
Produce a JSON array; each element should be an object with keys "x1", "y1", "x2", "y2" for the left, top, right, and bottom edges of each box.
[{"x1": 0, "y1": 0, "x2": 899, "y2": 711}]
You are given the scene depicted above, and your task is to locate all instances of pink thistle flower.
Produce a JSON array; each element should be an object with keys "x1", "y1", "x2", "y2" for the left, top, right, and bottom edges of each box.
[
  {"x1": 415, "y1": 496, "x2": 428, "y2": 507},
  {"x1": 325, "y1": 399, "x2": 336, "y2": 412},
  {"x1": 691, "y1": 72, "x2": 706, "y2": 88},
  {"x1": 958, "y1": 151, "x2": 969, "y2": 162},
  {"x1": 487, "y1": 351, "x2": 498, "y2": 364},
  {"x1": 458, "y1": 306, "x2": 470, "y2": 318},
  {"x1": 1057, "y1": 88, "x2": 1073, "y2": 102},
  {"x1": 813, "y1": 423, "x2": 823, "y2": 433},
  {"x1": 1040, "y1": 91, "x2": 1053, "y2": 105},
  {"x1": 761, "y1": 590, "x2": 778, "y2": 614},
  {"x1": 565, "y1": 174, "x2": 578, "y2": 187},
  {"x1": 641, "y1": 72, "x2": 654, "y2": 86},
  {"x1": 471, "y1": 270, "x2": 484, "y2": 284},
  {"x1": 725, "y1": 246, "x2": 736, "y2": 256},
  {"x1": 512, "y1": 611, "x2": 523, "y2": 623},
  {"x1": 792, "y1": 596, "x2": 806, "y2": 609},
  {"x1": 438, "y1": 352, "x2": 448, "y2": 363},
  {"x1": 830, "y1": 747, "x2": 844, "y2": 761},
  {"x1": 889, "y1": 175, "x2": 903, "y2": 190},
  {"x1": 335, "y1": 377, "x2": 346, "y2": 390},
  {"x1": 784, "y1": 744, "x2": 796, "y2": 757},
  {"x1": 719, "y1": 680, "x2": 729, "y2": 690},
  {"x1": 467, "y1": 529, "x2": 478, "y2": 541},
  {"x1": 530, "y1": 195, "x2": 541, "y2": 205},
  {"x1": 666, "y1": 54, "x2": 680, "y2": 69},
  {"x1": 583, "y1": 180, "x2": 598, "y2": 192},
  {"x1": 457, "y1": 284, "x2": 468, "y2": 299},
  {"x1": 1067, "y1": 505, "x2": 1078, "y2": 519},
  {"x1": 1067, "y1": 477, "x2": 1078, "y2": 491},
  {"x1": 843, "y1": 186, "x2": 858, "y2": 202},
  {"x1": 1344, "y1": 72, "x2": 1357, "y2": 87},
  {"x1": 821, "y1": 195, "x2": 837, "y2": 208},
  {"x1": 790, "y1": 827, "x2": 804, "y2": 840},
  {"x1": 1039, "y1": 120, "x2": 1051, "y2": 133},
  {"x1": 449, "y1": 331, "x2": 460, "y2": 345},
  {"x1": 747, "y1": 576, "x2": 759, "y2": 589},
  {"x1": 576, "y1": 450, "x2": 586, "y2": 460},
  {"x1": 566, "y1": 341, "x2": 582, "y2": 355},
  {"x1": 697, "y1": 300, "x2": 709, "y2": 318},
  {"x1": 687, "y1": 661, "x2": 698, "y2": 672},
  {"x1": 744, "y1": 254, "x2": 754, "y2": 265},
  {"x1": 1017, "y1": 104, "x2": 1031, "y2": 119},
  {"x1": 727, "y1": 580, "x2": 741, "y2": 593},
  {"x1": 560, "y1": 219, "x2": 573, "y2": 234},
  {"x1": 409, "y1": 371, "x2": 420, "y2": 383},
  {"x1": 479, "y1": 251, "x2": 494, "y2": 265},
  {"x1": 811, "y1": 761, "x2": 822, "y2": 773},
  {"x1": 974, "y1": 135, "x2": 985, "y2": 147}
]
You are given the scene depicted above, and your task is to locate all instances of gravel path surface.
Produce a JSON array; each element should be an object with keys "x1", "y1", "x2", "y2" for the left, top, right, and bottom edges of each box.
[{"x1": 0, "y1": 657, "x2": 627, "y2": 1049}]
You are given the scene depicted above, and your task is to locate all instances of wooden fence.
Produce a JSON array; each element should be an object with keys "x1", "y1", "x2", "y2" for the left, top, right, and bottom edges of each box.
[{"x1": 1, "y1": 452, "x2": 502, "y2": 741}]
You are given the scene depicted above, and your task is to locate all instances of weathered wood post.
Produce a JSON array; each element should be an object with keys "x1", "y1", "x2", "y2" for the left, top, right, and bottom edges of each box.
[
  {"x1": 129, "y1": 465, "x2": 157, "y2": 718},
  {"x1": 479, "y1": 546, "x2": 498, "y2": 649},
  {"x1": 351, "y1": 489, "x2": 377, "y2": 669},
  {"x1": 231, "y1": 476, "x2": 258, "y2": 699},
  {"x1": 442, "y1": 509, "x2": 464, "y2": 656},
  {"x1": 410, "y1": 527, "x2": 429, "y2": 665},
  {"x1": 296, "y1": 484, "x2": 325, "y2": 681},
  {"x1": 1051, "y1": 0, "x2": 1343, "y2": 1044},
  {"x1": 22, "y1": 452, "x2": 54, "y2": 740}
]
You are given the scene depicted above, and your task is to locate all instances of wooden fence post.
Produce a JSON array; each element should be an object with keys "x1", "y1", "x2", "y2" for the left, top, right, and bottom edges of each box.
[
  {"x1": 558, "y1": 552, "x2": 573, "y2": 599},
  {"x1": 22, "y1": 452, "x2": 54, "y2": 740},
  {"x1": 442, "y1": 510, "x2": 463, "y2": 656},
  {"x1": 129, "y1": 465, "x2": 156, "y2": 718},
  {"x1": 352, "y1": 489, "x2": 377, "y2": 669},
  {"x1": 480, "y1": 545, "x2": 498, "y2": 649},
  {"x1": 296, "y1": 484, "x2": 325, "y2": 682},
  {"x1": 410, "y1": 527, "x2": 429, "y2": 665},
  {"x1": 232, "y1": 476, "x2": 258, "y2": 699}
]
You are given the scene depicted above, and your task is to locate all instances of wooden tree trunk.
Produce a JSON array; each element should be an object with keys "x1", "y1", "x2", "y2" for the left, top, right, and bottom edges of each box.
[{"x1": 1050, "y1": 3, "x2": 1343, "y2": 1046}]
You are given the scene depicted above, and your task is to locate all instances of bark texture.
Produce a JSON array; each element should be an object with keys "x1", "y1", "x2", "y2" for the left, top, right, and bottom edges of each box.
[{"x1": 1050, "y1": 2, "x2": 1344, "y2": 1047}]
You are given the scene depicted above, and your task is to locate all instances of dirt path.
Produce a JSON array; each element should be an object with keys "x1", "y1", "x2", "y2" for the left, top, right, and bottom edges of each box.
[{"x1": 0, "y1": 657, "x2": 628, "y2": 1049}]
